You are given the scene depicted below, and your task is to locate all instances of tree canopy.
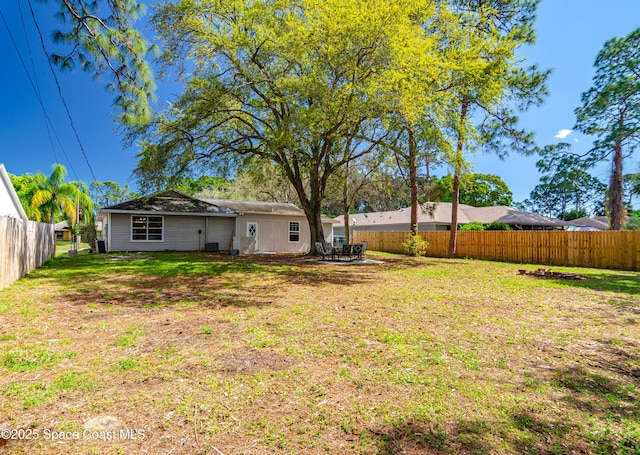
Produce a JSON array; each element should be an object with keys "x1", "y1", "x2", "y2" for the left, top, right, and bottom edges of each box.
[
  {"x1": 517, "y1": 144, "x2": 606, "y2": 219},
  {"x1": 428, "y1": 173, "x2": 513, "y2": 207},
  {"x1": 574, "y1": 27, "x2": 640, "y2": 229},
  {"x1": 10, "y1": 163, "x2": 93, "y2": 225},
  {"x1": 136, "y1": 0, "x2": 458, "y2": 249},
  {"x1": 45, "y1": 0, "x2": 155, "y2": 125},
  {"x1": 441, "y1": 0, "x2": 548, "y2": 256}
]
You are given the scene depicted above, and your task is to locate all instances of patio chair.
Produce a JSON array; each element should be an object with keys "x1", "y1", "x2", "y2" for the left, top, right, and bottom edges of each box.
[
  {"x1": 339, "y1": 244, "x2": 353, "y2": 261},
  {"x1": 315, "y1": 242, "x2": 331, "y2": 260},
  {"x1": 352, "y1": 243, "x2": 363, "y2": 260}
]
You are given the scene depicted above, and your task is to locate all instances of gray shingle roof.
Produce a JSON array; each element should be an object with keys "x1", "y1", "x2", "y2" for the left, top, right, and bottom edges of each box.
[
  {"x1": 334, "y1": 203, "x2": 568, "y2": 228},
  {"x1": 198, "y1": 198, "x2": 304, "y2": 215},
  {"x1": 101, "y1": 190, "x2": 336, "y2": 221},
  {"x1": 103, "y1": 190, "x2": 237, "y2": 215},
  {"x1": 567, "y1": 216, "x2": 608, "y2": 230}
]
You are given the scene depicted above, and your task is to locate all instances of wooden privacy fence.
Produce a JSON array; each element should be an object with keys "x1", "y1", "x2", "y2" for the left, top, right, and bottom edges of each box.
[
  {"x1": 0, "y1": 216, "x2": 56, "y2": 290},
  {"x1": 353, "y1": 230, "x2": 640, "y2": 271}
]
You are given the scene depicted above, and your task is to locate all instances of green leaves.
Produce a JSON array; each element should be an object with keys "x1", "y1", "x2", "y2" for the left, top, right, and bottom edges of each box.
[
  {"x1": 574, "y1": 27, "x2": 640, "y2": 229},
  {"x1": 45, "y1": 0, "x2": 156, "y2": 126},
  {"x1": 11, "y1": 164, "x2": 93, "y2": 224}
]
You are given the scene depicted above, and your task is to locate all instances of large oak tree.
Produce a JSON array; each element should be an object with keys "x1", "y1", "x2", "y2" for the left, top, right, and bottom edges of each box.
[{"x1": 135, "y1": 0, "x2": 448, "y2": 251}]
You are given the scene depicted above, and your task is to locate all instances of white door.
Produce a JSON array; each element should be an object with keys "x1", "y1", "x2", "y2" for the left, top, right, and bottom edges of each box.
[{"x1": 247, "y1": 222, "x2": 258, "y2": 251}]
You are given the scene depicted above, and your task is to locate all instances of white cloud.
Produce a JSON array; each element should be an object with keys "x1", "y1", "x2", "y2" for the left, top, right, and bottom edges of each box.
[{"x1": 554, "y1": 129, "x2": 573, "y2": 139}]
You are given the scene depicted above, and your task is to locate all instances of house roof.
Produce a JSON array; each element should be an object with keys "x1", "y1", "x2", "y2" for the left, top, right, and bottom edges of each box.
[
  {"x1": 100, "y1": 189, "x2": 335, "y2": 222},
  {"x1": 102, "y1": 190, "x2": 237, "y2": 215},
  {"x1": 335, "y1": 203, "x2": 472, "y2": 227},
  {"x1": 0, "y1": 163, "x2": 28, "y2": 220},
  {"x1": 567, "y1": 216, "x2": 608, "y2": 230},
  {"x1": 54, "y1": 220, "x2": 70, "y2": 231},
  {"x1": 463, "y1": 206, "x2": 569, "y2": 227},
  {"x1": 334, "y1": 203, "x2": 568, "y2": 228},
  {"x1": 198, "y1": 198, "x2": 304, "y2": 215}
]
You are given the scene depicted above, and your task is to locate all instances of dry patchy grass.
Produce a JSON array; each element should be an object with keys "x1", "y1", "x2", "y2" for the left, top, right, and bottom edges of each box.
[{"x1": 0, "y1": 251, "x2": 639, "y2": 454}]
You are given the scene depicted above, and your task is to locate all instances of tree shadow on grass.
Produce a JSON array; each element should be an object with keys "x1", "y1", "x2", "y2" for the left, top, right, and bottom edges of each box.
[
  {"x1": 45, "y1": 252, "x2": 388, "y2": 309},
  {"x1": 369, "y1": 419, "x2": 497, "y2": 455},
  {"x1": 505, "y1": 365, "x2": 640, "y2": 455},
  {"x1": 28, "y1": 251, "x2": 451, "y2": 296},
  {"x1": 365, "y1": 356, "x2": 640, "y2": 455}
]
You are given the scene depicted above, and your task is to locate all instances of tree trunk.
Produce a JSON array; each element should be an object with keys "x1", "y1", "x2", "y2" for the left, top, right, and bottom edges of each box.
[
  {"x1": 309, "y1": 208, "x2": 326, "y2": 252},
  {"x1": 449, "y1": 171, "x2": 461, "y2": 258},
  {"x1": 408, "y1": 128, "x2": 418, "y2": 236},
  {"x1": 609, "y1": 139, "x2": 625, "y2": 230},
  {"x1": 425, "y1": 151, "x2": 432, "y2": 203},
  {"x1": 448, "y1": 100, "x2": 468, "y2": 258},
  {"x1": 343, "y1": 161, "x2": 351, "y2": 245}
]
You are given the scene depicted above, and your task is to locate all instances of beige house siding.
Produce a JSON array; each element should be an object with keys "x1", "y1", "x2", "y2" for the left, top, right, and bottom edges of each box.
[
  {"x1": 109, "y1": 213, "x2": 208, "y2": 251},
  {"x1": 322, "y1": 221, "x2": 334, "y2": 243},
  {"x1": 236, "y1": 214, "x2": 310, "y2": 253},
  {"x1": 206, "y1": 217, "x2": 236, "y2": 250}
]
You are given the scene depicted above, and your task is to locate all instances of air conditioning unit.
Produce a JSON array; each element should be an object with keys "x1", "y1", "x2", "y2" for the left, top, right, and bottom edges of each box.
[{"x1": 205, "y1": 242, "x2": 219, "y2": 252}]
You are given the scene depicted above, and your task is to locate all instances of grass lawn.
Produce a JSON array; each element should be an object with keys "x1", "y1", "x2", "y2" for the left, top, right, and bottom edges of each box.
[
  {"x1": 55, "y1": 240, "x2": 92, "y2": 257},
  {"x1": 0, "y1": 251, "x2": 639, "y2": 454}
]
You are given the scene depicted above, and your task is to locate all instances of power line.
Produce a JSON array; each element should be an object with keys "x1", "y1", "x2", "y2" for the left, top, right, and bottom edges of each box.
[
  {"x1": 0, "y1": 6, "x2": 81, "y2": 180},
  {"x1": 17, "y1": 1, "x2": 59, "y2": 166},
  {"x1": 25, "y1": 0, "x2": 99, "y2": 184}
]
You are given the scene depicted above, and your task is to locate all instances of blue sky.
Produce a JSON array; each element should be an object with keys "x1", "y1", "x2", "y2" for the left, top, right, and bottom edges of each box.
[{"x1": 0, "y1": 0, "x2": 639, "y2": 205}]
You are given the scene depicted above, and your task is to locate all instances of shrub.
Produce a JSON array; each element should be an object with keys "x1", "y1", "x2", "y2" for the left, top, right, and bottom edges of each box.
[
  {"x1": 460, "y1": 221, "x2": 485, "y2": 231},
  {"x1": 402, "y1": 234, "x2": 429, "y2": 257},
  {"x1": 485, "y1": 222, "x2": 511, "y2": 231},
  {"x1": 625, "y1": 214, "x2": 640, "y2": 230}
]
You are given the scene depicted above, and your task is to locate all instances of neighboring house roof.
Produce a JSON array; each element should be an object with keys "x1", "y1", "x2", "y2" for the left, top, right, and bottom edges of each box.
[
  {"x1": 54, "y1": 220, "x2": 70, "y2": 231},
  {"x1": 567, "y1": 216, "x2": 608, "y2": 230},
  {"x1": 334, "y1": 203, "x2": 568, "y2": 229},
  {"x1": 334, "y1": 204, "x2": 467, "y2": 227},
  {"x1": 463, "y1": 205, "x2": 569, "y2": 228},
  {"x1": 0, "y1": 163, "x2": 28, "y2": 220}
]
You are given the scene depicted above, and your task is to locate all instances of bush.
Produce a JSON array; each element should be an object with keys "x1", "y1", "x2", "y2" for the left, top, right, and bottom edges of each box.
[
  {"x1": 402, "y1": 234, "x2": 429, "y2": 257},
  {"x1": 460, "y1": 221, "x2": 485, "y2": 231},
  {"x1": 625, "y1": 215, "x2": 640, "y2": 230},
  {"x1": 485, "y1": 222, "x2": 511, "y2": 231}
]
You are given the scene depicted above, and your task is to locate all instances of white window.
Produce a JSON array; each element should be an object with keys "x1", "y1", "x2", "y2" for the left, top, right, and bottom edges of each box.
[
  {"x1": 289, "y1": 221, "x2": 300, "y2": 242},
  {"x1": 131, "y1": 216, "x2": 164, "y2": 241}
]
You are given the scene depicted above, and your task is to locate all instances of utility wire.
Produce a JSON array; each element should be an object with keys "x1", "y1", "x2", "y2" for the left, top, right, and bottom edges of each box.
[
  {"x1": 26, "y1": 0, "x2": 99, "y2": 184},
  {"x1": 17, "y1": 1, "x2": 59, "y2": 167},
  {"x1": 0, "y1": 6, "x2": 81, "y2": 180}
]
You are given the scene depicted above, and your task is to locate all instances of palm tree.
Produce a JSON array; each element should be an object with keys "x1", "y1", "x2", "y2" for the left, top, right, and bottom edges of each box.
[{"x1": 29, "y1": 164, "x2": 93, "y2": 225}]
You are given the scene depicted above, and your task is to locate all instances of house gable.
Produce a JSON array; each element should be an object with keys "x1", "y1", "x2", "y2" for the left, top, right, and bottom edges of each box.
[{"x1": 0, "y1": 164, "x2": 28, "y2": 220}]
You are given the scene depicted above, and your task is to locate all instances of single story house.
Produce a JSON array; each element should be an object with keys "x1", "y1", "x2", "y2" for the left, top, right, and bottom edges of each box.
[
  {"x1": 333, "y1": 202, "x2": 568, "y2": 236},
  {"x1": 96, "y1": 190, "x2": 335, "y2": 254},
  {"x1": 54, "y1": 220, "x2": 72, "y2": 240},
  {"x1": 566, "y1": 216, "x2": 608, "y2": 231},
  {"x1": 0, "y1": 164, "x2": 28, "y2": 220}
]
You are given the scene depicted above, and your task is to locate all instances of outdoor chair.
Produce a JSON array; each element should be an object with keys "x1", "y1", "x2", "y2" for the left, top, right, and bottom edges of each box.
[
  {"x1": 352, "y1": 243, "x2": 363, "y2": 260},
  {"x1": 339, "y1": 244, "x2": 353, "y2": 261},
  {"x1": 315, "y1": 242, "x2": 332, "y2": 260}
]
